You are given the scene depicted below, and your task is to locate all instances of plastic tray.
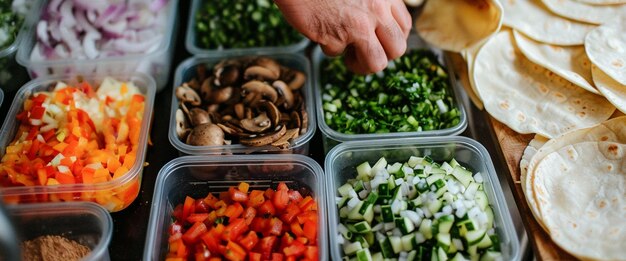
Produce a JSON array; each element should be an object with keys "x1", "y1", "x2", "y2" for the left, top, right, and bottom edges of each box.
[
  {"x1": 0, "y1": 1, "x2": 34, "y2": 92},
  {"x1": 169, "y1": 54, "x2": 316, "y2": 155},
  {"x1": 15, "y1": 0, "x2": 179, "y2": 92},
  {"x1": 143, "y1": 155, "x2": 328, "y2": 260},
  {"x1": 185, "y1": 0, "x2": 309, "y2": 56},
  {"x1": 0, "y1": 73, "x2": 156, "y2": 212},
  {"x1": 325, "y1": 136, "x2": 520, "y2": 261},
  {"x1": 312, "y1": 34, "x2": 468, "y2": 152},
  {"x1": 6, "y1": 202, "x2": 113, "y2": 261}
]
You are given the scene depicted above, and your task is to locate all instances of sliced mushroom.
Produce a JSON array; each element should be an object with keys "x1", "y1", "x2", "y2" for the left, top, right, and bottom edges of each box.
[
  {"x1": 187, "y1": 78, "x2": 200, "y2": 91},
  {"x1": 196, "y1": 64, "x2": 207, "y2": 82},
  {"x1": 200, "y1": 77, "x2": 213, "y2": 101},
  {"x1": 207, "y1": 104, "x2": 220, "y2": 113},
  {"x1": 176, "y1": 84, "x2": 201, "y2": 106},
  {"x1": 258, "y1": 101, "x2": 280, "y2": 126},
  {"x1": 244, "y1": 66, "x2": 279, "y2": 81},
  {"x1": 254, "y1": 57, "x2": 281, "y2": 78},
  {"x1": 242, "y1": 81, "x2": 278, "y2": 103},
  {"x1": 300, "y1": 109, "x2": 309, "y2": 135},
  {"x1": 240, "y1": 112, "x2": 272, "y2": 133},
  {"x1": 234, "y1": 103, "x2": 245, "y2": 120},
  {"x1": 240, "y1": 125, "x2": 287, "y2": 147},
  {"x1": 186, "y1": 123, "x2": 224, "y2": 146},
  {"x1": 271, "y1": 128, "x2": 299, "y2": 149},
  {"x1": 245, "y1": 108, "x2": 253, "y2": 119},
  {"x1": 189, "y1": 108, "x2": 211, "y2": 126},
  {"x1": 214, "y1": 60, "x2": 241, "y2": 87},
  {"x1": 287, "y1": 71, "x2": 305, "y2": 90},
  {"x1": 217, "y1": 123, "x2": 243, "y2": 136},
  {"x1": 210, "y1": 86, "x2": 234, "y2": 104},
  {"x1": 176, "y1": 109, "x2": 190, "y2": 139},
  {"x1": 290, "y1": 110, "x2": 301, "y2": 129},
  {"x1": 272, "y1": 80, "x2": 294, "y2": 109},
  {"x1": 208, "y1": 112, "x2": 221, "y2": 124}
]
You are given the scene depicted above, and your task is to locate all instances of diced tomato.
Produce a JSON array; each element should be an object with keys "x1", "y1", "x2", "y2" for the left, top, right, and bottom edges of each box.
[
  {"x1": 273, "y1": 189, "x2": 289, "y2": 210},
  {"x1": 257, "y1": 236, "x2": 277, "y2": 260},
  {"x1": 249, "y1": 252, "x2": 262, "y2": 261},
  {"x1": 267, "y1": 218, "x2": 283, "y2": 236},
  {"x1": 258, "y1": 200, "x2": 275, "y2": 216},
  {"x1": 224, "y1": 202, "x2": 244, "y2": 219},
  {"x1": 243, "y1": 207, "x2": 256, "y2": 225},
  {"x1": 280, "y1": 203, "x2": 300, "y2": 224},
  {"x1": 223, "y1": 218, "x2": 247, "y2": 241},
  {"x1": 223, "y1": 241, "x2": 246, "y2": 261},
  {"x1": 290, "y1": 222, "x2": 304, "y2": 237},
  {"x1": 304, "y1": 246, "x2": 318, "y2": 260},
  {"x1": 298, "y1": 196, "x2": 316, "y2": 212},
  {"x1": 182, "y1": 222, "x2": 207, "y2": 244},
  {"x1": 271, "y1": 253, "x2": 284, "y2": 261},
  {"x1": 247, "y1": 190, "x2": 265, "y2": 208},
  {"x1": 296, "y1": 211, "x2": 318, "y2": 225},
  {"x1": 283, "y1": 240, "x2": 306, "y2": 257},
  {"x1": 29, "y1": 106, "x2": 46, "y2": 120},
  {"x1": 238, "y1": 231, "x2": 259, "y2": 251},
  {"x1": 302, "y1": 220, "x2": 317, "y2": 243},
  {"x1": 182, "y1": 196, "x2": 195, "y2": 223},
  {"x1": 187, "y1": 213, "x2": 210, "y2": 224}
]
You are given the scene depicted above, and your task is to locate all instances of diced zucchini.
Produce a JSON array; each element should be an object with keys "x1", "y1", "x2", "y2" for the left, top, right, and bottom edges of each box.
[
  {"x1": 354, "y1": 221, "x2": 372, "y2": 233},
  {"x1": 467, "y1": 245, "x2": 478, "y2": 258},
  {"x1": 450, "y1": 158, "x2": 460, "y2": 168},
  {"x1": 435, "y1": 185, "x2": 448, "y2": 198},
  {"x1": 339, "y1": 183, "x2": 353, "y2": 197},
  {"x1": 340, "y1": 206, "x2": 349, "y2": 219},
  {"x1": 419, "y1": 219, "x2": 433, "y2": 239},
  {"x1": 485, "y1": 207, "x2": 494, "y2": 231},
  {"x1": 451, "y1": 166, "x2": 473, "y2": 188},
  {"x1": 407, "y1": 250, "x2": 417, "y2": 261},
  {"x1": 378, "y1": 237, "x2": 394, "y2": 258},
  {"x1": 426, "y1": 174, "x2": 445, "y2": 186},
  {"x1": 474, "y1": 191, "x2": 488, "y2": 211},
  {"x1": 451, "y1": 253, "x2": 469, "y2": 261},
  {"x1": 349, "y1": 201, "x2": 365, "y2": 220},
  {"x1": 379, "y1": 184, "x2": 390, "y2": 197},
  {"x1": 408, "y1": 156, "x2": 423, "y2": 168},
  {"x1": 465, "y1": 229, "x2": 487, "y2": 246},
  {"x1": 371, "y1": 252, "x2": 383, "y2": 261},
  {"x1": 389, "y1": 236, "x2": 402, "y2": 254},
  {"x1": 438, "y1": 247, "x2": 449, "y2": 261},
  {"x1": 353, "y1": 235, "x2": 370, "y2": 248},
  {"x1": 357, "y1": 162, "x2": 372, "y2": 178},
  {"x1": 401, "y1": 234, "x2": 416, "y2": 251},
  {"x1": 431, "y1": 247, "x2": 439, "y2": 261},
  {"x1": 372, "y1": 157, "x2": 388, "y2": 173},
  {"x1": 395, "y1": 217, "x2": 415, "y2": 234},
  {"x1": 353, "y1": 180, "x2": 365, "y2": 192},
  {"x1": 417, "y1": 246, "x2": 429, "y2": 260},
  {"x1": 479, "y1": 251, "x2": 502, "y2": 261},
  {"x1": 387, "y1": 162, "x2": 403, "y2": 175},
  {"x1": 338, "y1": 196, "x2": 348, "y2": 208},
  {"x1": 488, "y1": 235, "x2": 500, "y2": 252},
  {"x1": 476, "y1": 233, "x2": 493, "y2": 249},
  {"x1": 363, "y1": 204, "x2": 374, "y2": 223},
  {"x1": 356, "y1": 248, "x2": 373, "y2": 261},
  {"x1": 436, "y1": 233, "x2": 451, "y2": 251},
  {"x1": 381, "y1": 205, "x2": 394, "y2": 222},
  {"x1": 438, "y1": 215, "x2": 455, "y2": 234},
  {"x1": 463, "y1": 182, "x2": 480, "y2": 199},
  {"x1": 428, "y1": 198, "x2": 444, "y2": 214},
  {"x1": 343, "y1": 241, "x2": 363, "y2": 255}
]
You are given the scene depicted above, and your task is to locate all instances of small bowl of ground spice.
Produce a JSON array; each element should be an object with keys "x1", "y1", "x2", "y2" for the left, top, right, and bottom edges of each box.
[{"x1": 6, "y1": 202, "x2": 112, "y2": 261}]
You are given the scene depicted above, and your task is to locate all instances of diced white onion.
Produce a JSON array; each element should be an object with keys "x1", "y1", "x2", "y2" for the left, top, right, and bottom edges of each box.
[
  {"x1": 468, "y1": 206, "x2": 481, "y2": 219},
  {"x1": 347, "y1": 197, "x2": 360, "y2": 209},
  {"x1": 371, "y1": 222, "x2": 384, "y2": 232},
  {"x1": 392, "y1": 228, "x2": 402, "y2": 237},
  {"x1": 414, "y1": 232, "x2": 426, "y2": 244},
  {"x1": 442, "y1": 206, "x2": 453, "y2": 215},
  {"x1": 338, "y1": 223, "x2": 349, "y2": 236},
  {"x1": 433, "y1": 212, "x2": 445, "y2": 219},
  {"x1": 395, "y1": 178, "x2": 403, "y2": 186},
  {"x1": 374, "y1": 205, "x2": 382, "y2": 213},
  {"x1": 455, "y1": 206, "x2": 467, "y2": 218},
  {"x1": 336, "y1": 234, "x2": 345, "y2": 245},
  {"x1": 474, "y1": 172, "x2": 484, "y2": 183},
  {"x1": 348, "y1": 188, "x2": 358, "y2": 199},
  {"x1": 57, "y1": 165, "x2": 70, "y2": 173},
  {"x1": 358, "y1": 189, "x2": 369, "y2": 199},
  {"x1": 383, "y1": 222, "x2": 396, "y2": 231},
  {"x1": 453, "y1": 238, "x2": 464, "y2": 251}
]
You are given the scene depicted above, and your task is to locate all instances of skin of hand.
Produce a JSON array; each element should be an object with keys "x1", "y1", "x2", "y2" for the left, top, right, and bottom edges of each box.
[{"x1": 274, "y1": 0, "x2": 412, "y2": 74}]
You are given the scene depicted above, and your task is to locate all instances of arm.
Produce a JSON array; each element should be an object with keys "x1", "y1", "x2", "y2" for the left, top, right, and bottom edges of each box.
[{"x1": 274, "y1": 0, "x2": 412, "y2": 74}]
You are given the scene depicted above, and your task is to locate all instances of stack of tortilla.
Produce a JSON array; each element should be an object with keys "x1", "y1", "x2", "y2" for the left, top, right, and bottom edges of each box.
[{"x1": 417, "y1": 0, "x2": 626, "y2": 259}]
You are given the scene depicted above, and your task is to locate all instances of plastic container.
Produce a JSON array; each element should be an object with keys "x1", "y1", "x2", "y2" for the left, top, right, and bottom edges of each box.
[
  {"x1": 143, "y1": 155, "x2": 328, "y2": 260},
  {"x1": 15, "y1": 0, "x2": 179, "y2": 92},
  {"x1": 169, "y1": 54, "x2": 316, "y2": 155},
  {"x1": 313, "y1": 34, "x2": 468, "y2": 152},
  {"x1": 325, "y1": 136, "x2": 520, "y2": 261},
  {"x1": 185, "y1": 0, "x2": 309, "y2": 56},
  {"x1": 0, "y1": 88, "x2": 3, "y2": 108},
  {"x1": 0, "y1": 73, "x2": 156, "y2": 212},
  {"x1": 0, "y1": 1, "x2": 33, "y2": 92},
  {"x1": 7, "y1": 202, "x2": 113, "y2": 261}
]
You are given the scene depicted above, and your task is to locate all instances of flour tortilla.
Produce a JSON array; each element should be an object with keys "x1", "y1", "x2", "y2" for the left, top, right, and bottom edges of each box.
[
  {"x1": 593, "y1": 65, "x2": 626, "y2": 114},
  {"x1": 448, "y1": 52, "x2": 484, "y2": 109},
  {"x1": 500, "y1": 0, "x2": 596, "y2": 45},
  {"x1": 573, "y1": 0, "x2": 626, "y2": 5},
  {"x1": 416, "y1": 0, "x2": 503, "y2": 52},
  {"x1": 585, "y1": 19, "x2": 626, "y2": 86},
  {"x1": 524, "y1": 116, "x2": 626, "y2": 235},
  {"x1": 542, "y1": 0, "x2": 626, "y2": 25},
  {"x1": 513, "y1": 30, "x2": 598, "y2": 94},
  {"x1": 533, "y1": 141, "x2": 626, "y2": 260},
  {"x1": 461, "y1": 41, "x2": 486, "y2": 103},
  {"x1": 519, "y1": 134, "x2": 550, "y2": 230},
  {"x1": 473, "y1": 30, "x2": 615, "y2": 138}
]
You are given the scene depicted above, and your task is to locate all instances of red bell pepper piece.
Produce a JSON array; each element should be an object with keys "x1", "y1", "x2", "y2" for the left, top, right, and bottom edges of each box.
[
  {"x1": 238, "y1": 231, "x2": 259, "y2": 251},
  {"x1": 223, "y1": 218, "x2": 248, "y2": 241},
  {"x1": 283, "y1": 240, "x2": 306, "y2": 257},
  {"x1": 223, "y1": 241, "x2": 246, "y2": 261},
  {"x1": 182, "y1": 222, "x2": 208, "y2": 244},
  {"x1": 273, "y1": 189, "x2": 289, "y2": 210},
  {"x1": 267, "y1": 218, "x2": 283, "y2": 236},
  {"x1": 258, "y1": 200, "x2": 276, "y2": 216},
  {"x1": 182, "y1": 196, "x2": 195, "y2": 223},
  {"x1": 229, "y1": 186, "x2": 249, "y2": 202}
]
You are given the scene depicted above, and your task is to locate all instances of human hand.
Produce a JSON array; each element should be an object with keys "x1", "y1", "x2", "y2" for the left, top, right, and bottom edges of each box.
[{"x1": 275, "y1": 0, "x2": 412, "y2": 74}]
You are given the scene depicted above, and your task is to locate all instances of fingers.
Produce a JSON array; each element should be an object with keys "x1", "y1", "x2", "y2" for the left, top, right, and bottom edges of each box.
[
  {"x1": 375, "y1": 18, "x2": 407, "y2": 61},
  {"x1": 348, "y1": 29, "x2": 388, "y2": 74},
  {"x1": 344, "y1": 46, "x2": 371, "y2": 75},
  {"x1": 320, "y1": 43, "x2": 346, "y2": 57},
  {"x1": 389, "y1": 0, "x2": 412, "y2": 38}
]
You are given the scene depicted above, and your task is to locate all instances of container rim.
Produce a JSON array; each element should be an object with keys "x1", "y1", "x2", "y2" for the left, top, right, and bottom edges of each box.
[
  {"x1": 0, "y1": 72, "x2": 156, "y2": 195},
  {"x1": 0, "y1": 88, "x2": 3, "y2": 109},
  {"x1": 184, "y1": 0, "x2": 309, "y2": 56},
  {"x1": 0, "y1": 0, "x2": 37, "y2": 59},
  {"x1": 6, "y1": 202, "x2": 113, "y2": 260},
  {"x1": 15, "y1": 0, "x2": 179, "y2": 68},
  {"x1": 168, "y1": 54, "x2": 316, "y2": 154},
  {"x1": 312, "y1": 39, "x2": 468, "y2": 142},
  {"x1": 144, "y1": 154, "x2": 328, "y2": 260},
  {"x1": 324, "y1": 136, "x2": 521, "y2": 261}
]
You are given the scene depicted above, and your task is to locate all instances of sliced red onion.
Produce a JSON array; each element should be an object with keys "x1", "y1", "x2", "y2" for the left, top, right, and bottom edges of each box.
[
  {"x1": 149, "y1": 0, "x2": 167, "y2": 12},
  {"x1": 72, "y1": 0, "x2": 107, "y2": 12},
  {"x1": 112, "y1": 35, "x2": 162, "y2": 53},
  {"x1": 54, "y1": 44, "x2": 69, "y2": 59},
  {"x1": 37, "y1": 21, "x2": 49, "y2": 46},
  {"x1": 83, "y1": 32, "x2": 100, "y2": 59},
  {"x1": 47, "y1": 0, "x2": 63, "y2": 14},
  {"x1": 59, "y1": 0, "x2": 76, "y2": 27}
]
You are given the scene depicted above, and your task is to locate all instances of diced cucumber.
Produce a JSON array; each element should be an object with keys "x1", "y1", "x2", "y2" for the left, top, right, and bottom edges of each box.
[
  {"x1": 428, "y1": 198, "x2": 444, "y2": 214},
  {"x1": 488, "y1": 235, "x2": 500, "y2": 252},
  {"x1": 378, "y1": 237, "x2": 394, "y2": 258},
  {"x1": 353, "y1": 180, "x2": 365, "y2": 192},
  {"x1": 353, "y1": 235, "x2": 370, "y2": 248},
  {"x1": 438, "y1": 247, "x2": 449, "y2": 261},
  {"x1": 340, "y1": 206, "x2": 349, "y2": 219},
  {"x1": 408, "y1": 156, "x2": 423, "y2": 168},
  {"x1": 395, "y1": 217, "x2": 415, "y2": 234},
  {"x1": 401, "y1": 234, "x2": 416, "y2": 251},
  {"x1": 338, "y1": 196, "x2": 348, "y2": 208},
  {"x1": 357, "y1": 162, "x2": 372, "y2": 178},
  {"x1": 451, "y1": 166, "x2": 473, "y2": 188},
  {"x1": 356, "y1": 248, "x2": 373, "y2": 261},
  {"x1": 339, "y1": 183, "x2": 353, "y2": 197},
  {"x1": 407, "y1": 250, "x2": 417, "y2": 261},
  {"x1": 463, "y1": 182, "x2": 480, "y2": 199},
  {"x1": 474, "y1": 191, "x2": 488, "y2": 211},
  {"x1": 389, "y1": 236, "x2": 402, "y2": 254},
  {"x1": 451, "y1": 253, "x2": 469, "y2": 261},
  {"x1": 371, "y1": 252, "x2": 383, "y2": 261},
  {"x1": 343, "y1": 241, "x2": 363, "y2": 255},
  {"x1": 419, "y1": 219, "x2": 433, "y2": 239},
  {"x1": 363, "y1": 204, "x2": 374, "y2": 223},
  {"x1": 349, "y1": 201, "x2": 365, "y2": 220},
  {"x1": 354, "y1": 221, "x2": 372, "y2": 233},
  {"x1": 372, "y1": 157, "x2": 388, "y2": 173},
  {"x1": 476, "y1": 233, "x2": 493, "y2": 249},
  {"x1": 465, "y1": 229, "x2": 487, "y2": 245},
  {"x1": 479, "y1": 251, "x2": 502, "y2": 261},
  {"x1": 426, "y1": 174, "x2": 445, "y2": 186},
  {"x1": 387, "y1": 162, "x2": 403, "y2": 175},
  {"x1": 485, "y1": 207, "x2": 494, "y2": 231},
  {"x1": 381, "y1": 205, "x2": 394, "y2": 222},
  {"x1": 436, "y1": 233, "x2": 451, "y2": 251},
  {"x1": 450, "y1": 158, "x2": 460, "y2": 168},
  {"x1": 438, "y1": 215, "x2": 455, "y2": 234}
]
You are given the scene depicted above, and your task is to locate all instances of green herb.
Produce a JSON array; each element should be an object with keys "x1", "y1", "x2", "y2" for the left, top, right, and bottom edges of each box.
[
  {"x1": 195, "y1": 0, "x2": 303, "y2": 49},
  {"x1": 0, "y1": 0, "x2": 24, "y2": 49},
  {"x1": 321, "y1": 49, "x2": 461, "y2": 134}
]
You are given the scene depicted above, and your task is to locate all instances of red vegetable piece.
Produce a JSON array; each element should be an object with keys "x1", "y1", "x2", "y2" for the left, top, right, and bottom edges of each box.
[
  {"x1": 273, "y1": 189, "x2": 289, "y2": 210},
  {"x1": 268, "y1": 218, "x2": 283, "y2": 236},
  {"x1": 257, "y1": 200, "x2": 276, "y2": 216},
  {"x1": 229, "y1": 187, "x2": 249, "y2": 202},
  {"x1": 182, "y1": 196, "x2": 195, "y2": 223},
  {"x1": 182, "y1": 222, "x2": 207, "y2": 244},
  {"x1": 238, "y1": 231, "x2": 259, "y2": 251},
  {"x1": 283, "y1": 240, "x2": 306, "y2": 257},
  {"x1": 223, "y1": 218, "x2": 248, "y2": 241}
]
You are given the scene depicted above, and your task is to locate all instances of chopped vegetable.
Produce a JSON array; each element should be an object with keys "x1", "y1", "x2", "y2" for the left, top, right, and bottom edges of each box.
[
  {"x1": 0, "y1": 0, "x2": 29, "y2": 49},
  {"x1": 0, "y1": 77, "x2": 146, "y2": 211},
  {"x1": 195, "y1": 0, "x2": 302, "y2": 49},
  {"x1": 321, "y1": 49, "x2": 461, "y2": 134},
  {"x1": 30, "y1": 0, "x2": 169, "y2": 61},
  {"x1": 335, "y1": 156, "x2": 501, "y2": 260},
  {"x1": 167, "y1": 182, "x2": 320, "y2": 260}
]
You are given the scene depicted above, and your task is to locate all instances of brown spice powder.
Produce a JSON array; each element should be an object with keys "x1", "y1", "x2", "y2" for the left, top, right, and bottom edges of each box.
[{"x1": 21, "y1": 235, "x2": 91, "y2": 261}]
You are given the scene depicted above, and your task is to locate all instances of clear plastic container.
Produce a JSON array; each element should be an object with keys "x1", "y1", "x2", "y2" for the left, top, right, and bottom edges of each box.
[
  {"x1": 143, "y1": 155, "x2": 328, "y2": 260},
  {"x1": 7, "y1": 202, "x2": 113, "y2": 261},
  {"x1": 15, "y1": 0, "x2": 179, "y2": 92},
  {"x1": 185, "y1": 0, "x2": 309, "y2": 56},
  {"x1": 313, "y1": 34, "x2": 468, "y2": 152},
  {"x1": 325, "y1": 136, "x2": 520, "y2": 261},
  {"x1": 0, "y1": 73, "x2": 156, "y2": 212},
  {"x1": 169, "y1": 54, "x2": 316, "y2": 155},
  {"x1": 0, "y1": 88, "x2": 3, "y2": 108},
  {"x1": 0, "y1": 1, "x2": 33, "y2": 92}
]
